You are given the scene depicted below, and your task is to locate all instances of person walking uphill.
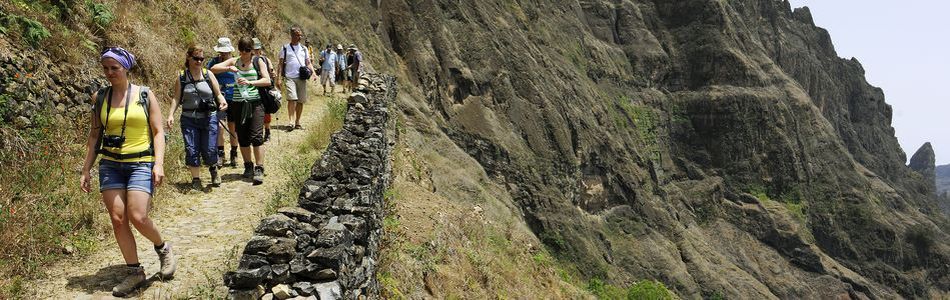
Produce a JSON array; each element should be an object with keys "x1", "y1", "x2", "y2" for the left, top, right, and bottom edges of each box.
[
  {"x1": 208, "y1": 37, "x2": 240, "y2": 167},
  {"x1": 79, "y1": 47, "x2": 176, "y2": 297},
  {"x1": 166, "y1": 46, "x2": 228, "y2": 190},
  {"x1": 276, "y1": 26, "x2": 315, "y2": 131},
  {"x1": 211, "y1": 37, "x2": 272, "y2": 185},
  {"x1": 319, "y1": 44, "x2": 338, "y2": 95}
]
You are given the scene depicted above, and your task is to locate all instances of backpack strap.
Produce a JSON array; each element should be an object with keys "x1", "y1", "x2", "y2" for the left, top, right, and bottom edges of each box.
[{"x1": 93, "y1": 86, "x2": 111, "y2": 153}]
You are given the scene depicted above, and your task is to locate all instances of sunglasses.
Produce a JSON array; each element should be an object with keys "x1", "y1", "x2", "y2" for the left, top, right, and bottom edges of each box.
[
  {"x1": 239, "y1": 48, "x2": 252, "y2": 53},
  {"x1": 191, "y1": 56, "x2": 205, "y2": 62}
]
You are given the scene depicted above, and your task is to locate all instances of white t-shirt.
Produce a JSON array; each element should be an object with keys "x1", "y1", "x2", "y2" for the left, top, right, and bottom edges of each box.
[{"x1": 279, "y1": 43, "x2": 310, "y2": 79}]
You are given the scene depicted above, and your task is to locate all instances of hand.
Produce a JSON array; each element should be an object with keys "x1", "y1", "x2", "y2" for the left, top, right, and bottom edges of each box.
[
  {"x1": 276, "y1": 78, "x2": 282, "y2": 87},
  {"x1": 219, "y1": 101, "x2": 228, "y2": 111},
  {"x1": 80, "y1": 171, "x2": 92, "y2": 193},
  {"x1": 165, "y1": 116, "x2": 175, "y2": 130},
  {"x1": 152, "y1": 164, "x2": 165, "y2": 187},
  {"x1": 228, "y1": 66, "x2": 239, "y2": 72},
  {"x1": 237, "y1": 77, "x2": 249, "y2": 86}
]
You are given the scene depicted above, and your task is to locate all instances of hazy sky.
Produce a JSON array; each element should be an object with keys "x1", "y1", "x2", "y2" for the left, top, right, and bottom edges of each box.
[{"x1": 787, "y1": 1, "x2": 948, "y2": 165}]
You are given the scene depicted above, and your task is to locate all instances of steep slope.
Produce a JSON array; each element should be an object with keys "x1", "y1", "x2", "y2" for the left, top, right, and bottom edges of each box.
[
  {"x1": 938, "y1": 164, "x2": 950, "y2": 195},
  {"x1": 288, "y1": 0, "x2": 950, "y2": 298}
]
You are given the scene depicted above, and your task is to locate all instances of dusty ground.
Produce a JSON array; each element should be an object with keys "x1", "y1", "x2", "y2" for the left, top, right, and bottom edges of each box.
[{"x1": 25, "y1": 90, "x2": 339, "y2": 299}]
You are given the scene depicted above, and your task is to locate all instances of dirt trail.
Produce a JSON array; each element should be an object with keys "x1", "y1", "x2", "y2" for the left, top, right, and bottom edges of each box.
[{"x1": 28, "y1": 90, "x2": 339, "y2": 299}]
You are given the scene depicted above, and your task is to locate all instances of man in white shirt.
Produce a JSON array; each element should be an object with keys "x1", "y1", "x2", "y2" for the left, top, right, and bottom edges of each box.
[
  {"x1": 319, "y1": 44, "x2": 338, "y2": 95},
  {"x1": 276, "y1": 26, "x2": 316, "y2": 131}
]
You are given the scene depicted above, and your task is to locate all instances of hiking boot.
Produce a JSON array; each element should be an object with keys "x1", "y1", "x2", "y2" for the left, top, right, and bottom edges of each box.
[
  {"x1": 243, "y1": 163, "x2": 255, "y2": 179},
  {"x1": 229, "y1": 149, "x2": 239, "y2": 167},
  {"x1": 190, "y1": 178, "x2": 202, "y2": 190},
  {"x1": 294, "y1": 124, "x2": 303, "y2": 130},
  {"x1": 253, "y1": 166, "x2": 264, "y2": 185},
  {"x1": 209, "y1": 166, "x2": 221, "y2": 187},
  {"x1": 155, "y1": 242, "x2": 177, "y2": 280},
  {"x1": 112, "y1": 265, "x2": 146, "y2": 297}
]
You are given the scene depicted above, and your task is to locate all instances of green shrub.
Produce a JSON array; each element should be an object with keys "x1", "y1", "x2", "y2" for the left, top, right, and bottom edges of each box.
[
  {"x1": 85, "y1": 0, "x2": 115, "y2": 29},
  {"x1": 0, "y1": 13, "x2": 51, "y2": 48},
  {"x1": 627, "y1": 280, "x2": 675, "y2": 300}
]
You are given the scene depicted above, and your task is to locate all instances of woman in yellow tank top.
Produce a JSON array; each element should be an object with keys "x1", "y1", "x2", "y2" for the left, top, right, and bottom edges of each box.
[{"x1": 78, "y1": 47, "x2": 176, "y2": 297}]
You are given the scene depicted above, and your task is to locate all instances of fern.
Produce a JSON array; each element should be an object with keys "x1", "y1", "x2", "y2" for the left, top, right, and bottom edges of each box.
[{"x1": 85, "y1": 0, "x2": 115, "y2": 29}]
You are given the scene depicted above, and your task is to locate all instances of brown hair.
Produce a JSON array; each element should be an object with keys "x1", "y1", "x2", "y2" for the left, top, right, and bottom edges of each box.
[
  {"x1": 237, "y1": 37, "x2": 254, "y2": 53},
  {"x1": 184, "y1": 45, "x2": 204, "y2": 70}
]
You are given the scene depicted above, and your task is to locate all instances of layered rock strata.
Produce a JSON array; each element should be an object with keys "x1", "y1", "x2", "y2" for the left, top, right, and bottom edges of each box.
[{"x1": 225, "y1": 74, "x2": 395, "y2": 299}]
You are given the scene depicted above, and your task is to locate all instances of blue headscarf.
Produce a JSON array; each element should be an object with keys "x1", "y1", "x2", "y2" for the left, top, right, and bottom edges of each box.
[{"x1": 100, "y1": 47, "x2": 136, "y2": 70}]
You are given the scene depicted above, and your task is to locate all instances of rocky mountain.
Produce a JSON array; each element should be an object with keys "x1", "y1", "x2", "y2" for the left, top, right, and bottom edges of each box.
[
  {"x1": 342, "y1": 0, "x2": 950, "y2": 298},
  {"x1": 938, "y1": 164, "x2": 950, "y2": 194},
  {"x1": 2, "y1": 0, "x2": 948, "y2": 298}
]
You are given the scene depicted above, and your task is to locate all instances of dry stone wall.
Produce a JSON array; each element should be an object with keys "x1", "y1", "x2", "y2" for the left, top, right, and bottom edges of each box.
[{"x1": 225, "y1": 73, "x2": 395, "y2": 300}]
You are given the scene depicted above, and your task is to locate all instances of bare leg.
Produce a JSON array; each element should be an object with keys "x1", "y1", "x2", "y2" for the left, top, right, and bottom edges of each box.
[
  {"x1": 287, "y1": 100, "x2": 297, "y2": 124},
  {"x1": 188, "y1": 166, "x2": 200, "y2": 178},
  {"x1": 228, "y1": 122, "x2": 238, "y2": 147},
  {"x1": 253, "y1": 145, "x2": 265, "y2": 165},
  {"x1": 240, "y1": 146, "x2": 252, "y2": 162},
  {"x1": 103, "y1": 190, "x2": 138, "y2": 264},
  {"x1": 294, "y1": 103, "x2": 304, "y2": 126},
  {"x1": 126, "y1": 191, "x2": 163, "y2": 246}
]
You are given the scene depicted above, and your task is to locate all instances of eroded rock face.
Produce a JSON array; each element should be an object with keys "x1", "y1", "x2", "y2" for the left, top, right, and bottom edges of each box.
[
  {"x1": 359, "y1": 0, "x2": 949, "y2": 298},
  {"x1": 909, "y1": 143, "x2": 936, "y2": 190}
]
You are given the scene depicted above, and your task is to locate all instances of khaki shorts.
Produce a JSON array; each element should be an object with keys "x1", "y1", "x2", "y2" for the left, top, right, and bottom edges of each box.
[{"x1": 285, "y1": 78, "x2": 308, "y2": 104}]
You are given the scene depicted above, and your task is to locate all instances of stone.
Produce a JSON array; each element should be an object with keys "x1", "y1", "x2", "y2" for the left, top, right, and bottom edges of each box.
[
  {"x1": 13, "y1": 116, "x2": 30, "y2": 129},
  {"x1": 224, "y1": 267, "x2": 270, "y2": 289},
  {"x1": 271, "y1": 263, "x2": 291, "y2": 283},
  {"x1": 306, "y1": 245, "x2": 349, "y2": 270},
  {"x1": 279, "y1": 207, "x2": 315, "y2": 222},
  {"x1": 244, "y1": 236, "x2": 297, "y2": 263},
  {"x1": 261, "y1": 293, "x2": 275, "y2": 300},
  {"x1": 312, "y1": 281, "x2": 342, "y2": 300},
  {"x1": 228, "y1": 285, "x2": 265, "y2": 300},
  {"x1": 238, "y1": 254, "x2": 269, "y2": 269},
  {"x1": 315, "y1": 220, "x2": 354, "y2": 248},
  {"x1": 292, "y1": 281, "x2": 315, "y2": 296},
  {"x1": 272, "y1": 284, "x2": 293, "y2": 299},
  {"x1": 256, "y1": 214, "x2": 296, "y2": 237}
]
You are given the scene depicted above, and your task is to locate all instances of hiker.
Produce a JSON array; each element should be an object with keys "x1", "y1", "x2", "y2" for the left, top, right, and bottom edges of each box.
[
  {"x1": 346, "y1": 44, "x2": 363, "y2": 91},
  {"x1": 252, "y1": 37, "x2": 280, "y2": 142},
  {"x1": 210, "y1": 37, "x2": 272, "y2": 185},
  {"x1": 319, "y1": 44, "x2": 337, "y2": 95},
  {"x1": 276, "y1": 26, "x2": 315, "y2": 131},
  {"x1": 208, "y1": 37, "x2": 240, "y2": 167},
  {"x1": 335, "y1": 44, "x2": 347, "y2": 92},
  {"x1": 166, "y1": 45, "x2": 228, "y2": 190},
  {"x1": 79, "y1": 47, "x2": 176, "y2": 297}
]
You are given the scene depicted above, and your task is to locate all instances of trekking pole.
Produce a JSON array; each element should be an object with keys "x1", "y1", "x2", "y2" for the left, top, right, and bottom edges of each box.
[{"x1": 218, "y1": 119, "x2": 237, "y2": 140}]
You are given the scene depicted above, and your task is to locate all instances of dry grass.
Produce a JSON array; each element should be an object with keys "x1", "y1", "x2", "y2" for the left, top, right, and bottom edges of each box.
[{"x1": 0, "y1": 0, "x2": 285, "y2": 297}]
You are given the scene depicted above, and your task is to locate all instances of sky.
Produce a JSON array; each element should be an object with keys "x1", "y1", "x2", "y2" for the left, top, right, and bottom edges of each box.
[{"x1": 787, "y1": 1, "x2": 949, "y2": 165}]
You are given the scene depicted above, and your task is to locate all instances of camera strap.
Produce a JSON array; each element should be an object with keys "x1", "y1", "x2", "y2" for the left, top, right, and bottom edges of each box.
[{"x1": 102, "y1": 83, "x2": 133, "y2": 142}]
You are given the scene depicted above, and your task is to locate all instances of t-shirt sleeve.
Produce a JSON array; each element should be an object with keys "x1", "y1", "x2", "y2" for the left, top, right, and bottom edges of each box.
[{"x1": 278, "y1": 45, "x2": 286, "y2": 59}]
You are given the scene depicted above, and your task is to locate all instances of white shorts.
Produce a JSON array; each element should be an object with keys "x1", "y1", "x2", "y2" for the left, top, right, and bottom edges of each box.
[
  {"x1": 285, "y1": 78, "x2": 308, "y2": 103},
  {"x1": 321, "y1": 69, "x2": 336, "y2": 86}
]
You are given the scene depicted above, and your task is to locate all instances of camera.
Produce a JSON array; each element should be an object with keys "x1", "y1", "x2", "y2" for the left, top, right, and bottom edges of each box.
[
  {"x1": 103, "y1": 135, "x2": 125, "y2": 148},
  {"x1": 198, "y1": 97, "x2": 216, "y2": 112}
]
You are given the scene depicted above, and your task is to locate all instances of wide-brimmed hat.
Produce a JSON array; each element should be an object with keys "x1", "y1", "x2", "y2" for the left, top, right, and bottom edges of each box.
[
  {"x1": 252, "y1": 38, "x2": 263, "y2": 50},
  {"x1": 213, "y1": 37, "x2": 235, "y2": 53},
  {"x1": 347, "y1": 44, "x2": 358, "y2": 51},
  {"x1": 336, "y1": 44, "x2": 343, "y2": 50}
]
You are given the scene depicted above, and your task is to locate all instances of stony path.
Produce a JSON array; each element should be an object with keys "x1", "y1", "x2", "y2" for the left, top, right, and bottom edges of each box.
[{"x1": 28, "y1": 91, "x2": 338, "y2": 299}]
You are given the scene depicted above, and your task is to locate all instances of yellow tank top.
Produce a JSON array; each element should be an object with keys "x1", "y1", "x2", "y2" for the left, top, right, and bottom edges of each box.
[{"x1": 99, "y1": 86, "x2": 154, "y2": 163}]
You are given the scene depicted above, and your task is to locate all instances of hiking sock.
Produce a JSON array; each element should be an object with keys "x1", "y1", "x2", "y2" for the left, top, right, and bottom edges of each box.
[
  {"x1": 153, "y1": 243, "x2": 165, "y2": 251},
  {"x1": 126, "y1": 263, "x2": 141, "y2": 268}
]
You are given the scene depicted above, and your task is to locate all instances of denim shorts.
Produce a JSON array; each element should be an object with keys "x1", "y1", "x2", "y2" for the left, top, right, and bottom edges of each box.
[{"x1": 99, "y1": 159, "x2": 154, "y2": 195}]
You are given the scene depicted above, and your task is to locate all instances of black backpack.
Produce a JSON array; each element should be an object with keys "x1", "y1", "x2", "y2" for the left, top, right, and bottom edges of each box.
[
  {"x1": 253, "y1": 56, "x2": 281, "y2": 114},
  {"x1": 93, "y1": 86, "x2": 155, "y2": 160}
]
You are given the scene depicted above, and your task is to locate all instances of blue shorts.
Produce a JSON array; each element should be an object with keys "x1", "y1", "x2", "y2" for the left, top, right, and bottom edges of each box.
[{"x1": 99, "y1": 159, "x2": 154, "y2": 195}]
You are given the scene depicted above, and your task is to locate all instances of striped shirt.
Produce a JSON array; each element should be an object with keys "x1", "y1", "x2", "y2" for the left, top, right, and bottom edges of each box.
[{"x1": 233, "y1": 60, "x2": 261, "y2": 102}]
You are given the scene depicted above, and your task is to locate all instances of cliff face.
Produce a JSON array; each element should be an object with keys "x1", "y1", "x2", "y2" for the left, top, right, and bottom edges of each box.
[{"x1": 354, "y1": 0, "x2": 950, "y2": 298}]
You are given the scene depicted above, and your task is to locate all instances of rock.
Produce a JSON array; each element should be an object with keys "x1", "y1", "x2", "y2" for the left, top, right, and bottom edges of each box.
[
  {"x1": 228, "y1": 285, "x2": 265, "y2": 300},
  {"x1": 313, "y1": 281, "x2": 342, "y2": 300},
  {"x1": 279, "y1": 207, "x2": 315, "y2": 222},
  {"x1": 306, "y1": 245, "x2": 349, "y2": 270},
  {"x1": 63, "y1": 244, "x2": 74, "y2": 255},
  {"x1": 292, "y1": 281, "x2": 315, "y2": 296},
  {"x1": 244, "y1": 236, "x2": 297, "y2": 263},
  {"x1": 315, "y1": 220, "x2": 354, "y2": 248},
  {"x1": 271, "y1": 263, "x2": 291, "y2": 283},
  {"x1": 238, "y1": 255, "x2": 269, "y2": 269},
  {"x1": 909, "y1": 142, "x2": 936, "y2": 192},
  {"x1": 261, "y1": 293, "x2": 275, "y2": 300},
  {"x1": 256, "y1": 214, "x2": 296, "y2": 237},
  {"x1": 13, "y1": 116, "x2": 30, "y2": 129},
  {"x1": 272, "y1": 284, "x2": 293, "y2": 299},
  {"x1": 314, "y1": 268, "x2": 338, "y2": 280},
  {"x1": 224, "y1": 267, "x2": 270, "y2": 289}
]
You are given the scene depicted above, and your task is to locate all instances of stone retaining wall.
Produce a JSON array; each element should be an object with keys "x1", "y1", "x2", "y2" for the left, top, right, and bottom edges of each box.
[{"x1": 225, "y1": 73, "x2": 396, "y2": 300}]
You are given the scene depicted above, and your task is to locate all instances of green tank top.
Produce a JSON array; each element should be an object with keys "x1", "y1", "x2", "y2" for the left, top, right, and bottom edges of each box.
[{"x1": 233, "y1": 58, "x2": 261, "y2": 102}]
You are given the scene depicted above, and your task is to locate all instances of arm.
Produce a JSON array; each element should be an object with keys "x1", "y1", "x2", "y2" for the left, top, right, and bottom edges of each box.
[
  {"x1": 307, "y1": 49, "x2": 317, "y2": 81},
  {"x1": 166, "y1": 79, "x2": 181, "y2": 129},
  {"x1": 276, "y1": 46, "x2": 285, "y2": 86},
  {"x1": 210, "y1": 57, "x2": 236, "y2": 74},
  {"x1": 208, "y1": 72, "x2": 228, "y2": 111},
  {"x1": 146, "y1": 89, "x2": 166, "y2": 187},
  {"x1": 252, "y1": 59, "x2": 272, "y2": 87},
  {"x1": 80, "y1": 91, "x2": 103, "y2": 193}
]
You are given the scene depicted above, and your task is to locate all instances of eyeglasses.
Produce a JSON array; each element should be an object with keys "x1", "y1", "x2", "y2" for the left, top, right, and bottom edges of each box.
[
  {"x1": 239, "y1": 48, "x2": 252, "y2": 53},
  {"x1": 191, "y1": 56, "x2": 205, "y2": 62}
]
